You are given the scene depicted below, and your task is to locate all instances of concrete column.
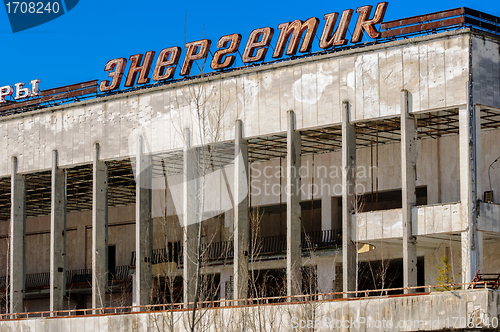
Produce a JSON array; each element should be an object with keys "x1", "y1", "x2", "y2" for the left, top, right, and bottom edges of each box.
[
  {"x1": 401, "y1": 90, "x2": 418, "y2": 293},
  {"x1": 459, "y1": 98, "x2": 483, "y2": 283},
  {"x1": 287, "y1": 110, "x2": 302, "y2": 297},
  {"x1": 92, "y1": 143, "x2": 108, "y2": 309},
  {"x1": 183, "y1": 128, "x2": 199, "y2": 307},
  {"x1": 342, "y1": 101, "x2": 357, "y2": 297},
  {"x1": 131, "y1": 272, "x2": 137, "y2": 306},
  {"x1": 10, "y1": 157, "x2": 26, "y2": 314},
  {"x1": 135, "y1": 136, "x2": 152, "y2": 306},
  {"x1": 220, "y1": 268, "x2": 233, "y2": 306},
  {"x1": 50, "y1": 150, "x2": 67, "y2": 312},
  {"x1": 321, "y1": 196, "x2": 332, "y2": 231},
  {"x1": 233, "y1": 120, "x2": 249, "y2": 301}
]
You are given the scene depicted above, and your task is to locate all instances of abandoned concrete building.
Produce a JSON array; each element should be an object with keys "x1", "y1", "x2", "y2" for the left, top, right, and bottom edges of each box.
[{"x1": 1, "y1": 5, "x2": 500, "y2": 331}]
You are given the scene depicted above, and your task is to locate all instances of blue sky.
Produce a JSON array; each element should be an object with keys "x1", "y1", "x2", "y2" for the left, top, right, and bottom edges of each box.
[{"x1": 1, "y1": 0, "x2": 499, "y2": 91}]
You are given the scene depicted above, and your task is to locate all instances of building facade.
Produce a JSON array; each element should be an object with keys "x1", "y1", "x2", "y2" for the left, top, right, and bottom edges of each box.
[{"x1": 0, "y1": 6, "x2": 499, "y2": 325}]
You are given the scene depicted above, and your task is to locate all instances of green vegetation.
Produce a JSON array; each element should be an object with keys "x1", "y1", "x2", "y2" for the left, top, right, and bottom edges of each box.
[{"x1": 435, "y1": 255, "x2": 461, "y2": 291}]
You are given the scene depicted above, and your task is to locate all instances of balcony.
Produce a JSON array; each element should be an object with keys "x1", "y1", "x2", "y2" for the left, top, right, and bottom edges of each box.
[{"x1": 356, "y1": 202, "x2": 463, "y2": 241}]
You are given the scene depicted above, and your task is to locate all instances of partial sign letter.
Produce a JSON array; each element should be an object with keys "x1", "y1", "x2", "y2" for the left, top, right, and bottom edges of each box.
[
  {"x1": 30, "y1": 79, "x2": 40, "y2": 96},
  {"x1": 0, "y1": 86, "x2": 13, "y2": 103},
  {"x1": 99, "y1": 58, "x2": 127, "y2": 92}
]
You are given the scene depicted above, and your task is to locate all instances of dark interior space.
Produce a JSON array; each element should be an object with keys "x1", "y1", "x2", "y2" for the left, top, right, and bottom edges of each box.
[
  {"x1": 339, "y1": 186, "x2": 428, "y2": 213},
  {"x1": 358, "y1": 257, "x2": 425, "y2": 293}
]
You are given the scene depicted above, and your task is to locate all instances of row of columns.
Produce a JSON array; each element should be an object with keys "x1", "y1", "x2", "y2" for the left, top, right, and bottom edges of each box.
[
  {"x1": 7, "y1": 90, "x2": 483, "y2": 312},
  {"x1": 342, "y1": 92, "x2": 418, "y2": 296},
  {"x1": 8, "y1": 144, "x2": 115, "y2": 313},
  {"x1": 341, "y1": 89, "x2": 483, "y2": 293}
]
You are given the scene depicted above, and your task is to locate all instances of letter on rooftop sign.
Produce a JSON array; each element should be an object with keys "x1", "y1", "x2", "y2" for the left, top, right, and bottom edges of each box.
[
  {"x1": 242, "y1": 27, "x2": 274, "y2": 63},
  {"x1": 0, "y1": 86, "x2": 14, "y2": 103},
  {"x1": 125, "y1": 51, "x2": 156, "y2": 87},
  {"x1": 100, "y1": 58, "x2": 127, "y2": 92},
  {"x1": 180, "y1": 39, "x2": 212, "y2": 76},
  {"x1": 319, "y1": 9, "x2": 354, "y2": 48},
  {"x1": 351, "y1": 2, "x2": 388, "y2": 43},
  {"x1": 153, "y1": 47, "x2": 182, "y2": 81},
  {"x1": 0, "y1": 80, "x2": 40, "y2": 103},
  {"x1": 211, "y1": 34, "x2": 242, "y2": 70},
  {"x1": 272, "y1": 17, "x2": 319, "y2": 58}
]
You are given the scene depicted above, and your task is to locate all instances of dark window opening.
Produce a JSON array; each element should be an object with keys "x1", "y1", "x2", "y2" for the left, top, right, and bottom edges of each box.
[
  {"x1": 339, "y1": 186, "x2": 428, "y2": 213},
  {"x1": 358, "y1": 257, "x2": 425, "y2": 293},
  {"x1": 108, "y1": 245, "x2": 116, "y2": 278},
  {"x1": 255, "y1": 200, "x2": 322, "y2": 238}
]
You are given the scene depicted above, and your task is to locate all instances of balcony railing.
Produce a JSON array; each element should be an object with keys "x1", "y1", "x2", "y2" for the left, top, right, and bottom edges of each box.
[
  {"x1": 26, "y1": 272, "x2": 50, "y2": 289},
  {"x1": 0, "y1": 266, "x2": 133, "y2": 291},
  {"x1": 131, "y1": 229, "x2": 342, "y2": 266}
]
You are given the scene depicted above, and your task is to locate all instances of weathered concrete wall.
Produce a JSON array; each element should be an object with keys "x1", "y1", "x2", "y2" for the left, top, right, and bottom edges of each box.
[
  {"x1": 483, "y1": 242, "x2": 500, "y2": 273},
  {"x1": 481, "y1": 128, "x2": 500, "y2": 201},
  {"x1": 356, "y1": 208, "x2": 403, "y2": 240},
  {"x1": 0, "y1": 289, "x2": 497, "y2": 331},
  {"x1": 414, "y1": 203, "x2": 464, "y2": 235},
  {"x1": 13, "y1": 206, "x2": 137, "y2": 275},
  {"x1": 0, "y1": 32, "x2": 471, "y2": 177},
  {"x1": 355, "y1": 202, "x2": 463, "y2": 241},
  {"x1": 472, "y1": 34, "x2": 500, "y2": 109},
  {"x1": 478, "y1": 202, "x2": 500, "y2": 232}
]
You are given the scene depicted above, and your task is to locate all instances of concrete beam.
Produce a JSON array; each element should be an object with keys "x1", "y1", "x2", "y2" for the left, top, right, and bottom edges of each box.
[
  {"x1": 459, "y1": 97, "x2": 483, "y2": 283},
  {"x1": 92, "y1": 143, "x2": 108, "y2": 309},
  {"x1": 50, "y1": 150, "x2": 67, "y2": 312},
  {"x1": 401, "y1": 90, "x2": 418, "y2": 293},
  {"x1": 183, "y1": 128, "x2": 199, "y2": 307},
  {"x1": 342, "y1": 101, "x2": 357, "y2": 297},
  {"x1": 233, "y1": 120, "x2": 249, "y2": 301},
  {"x1": 10, "y1": 156, "x2": 26, "y2": 314},
  {"x1": 287, "y1": 110, "x2": 302, "y2": 297},
  {"x1": 135, "y1": 136, "x2": 152, "y2": 306}
]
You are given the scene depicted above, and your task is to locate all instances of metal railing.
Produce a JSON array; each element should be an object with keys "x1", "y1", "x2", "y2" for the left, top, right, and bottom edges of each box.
[
  {"x1": 380, "y1": 7, "x2": 500, "y2": 40},
  {"x1": 0, "y1": 80, "x2": 99, "y2": 116},
  {"x1": 0, "y1": 267, "x2": 131, "y2": 291},
  {"x1": 131, "y1": 229, "x2": 342, "y2": 266},
  {"x1": 25, "y1": 272, "x2": 50, "y2": 289},
  {"x1": 0, "y1": 281, "x2": 494, "y2": 320},
  {"x1": 111, "y1": 265, "x2": 131, "y2": 281},
  {"x1": 201, "y1": 240, "x2": 234, "y2": 260}
]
